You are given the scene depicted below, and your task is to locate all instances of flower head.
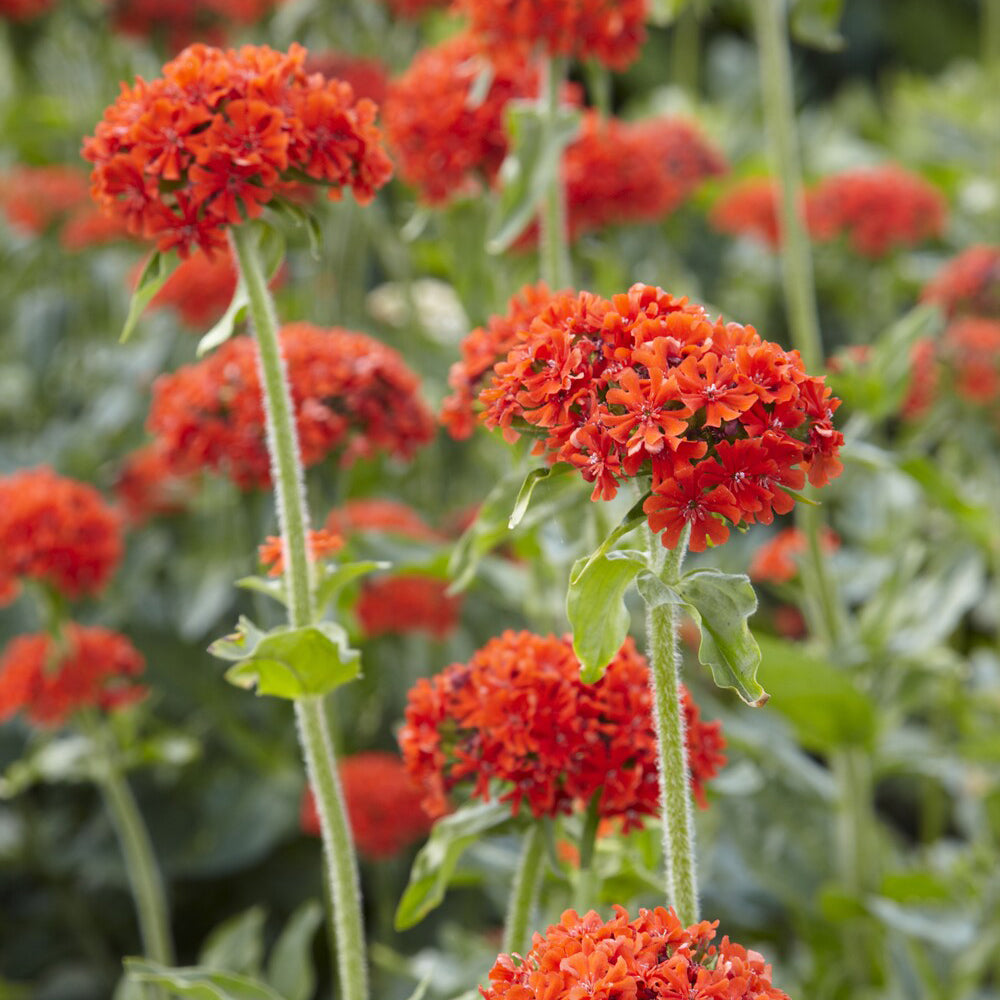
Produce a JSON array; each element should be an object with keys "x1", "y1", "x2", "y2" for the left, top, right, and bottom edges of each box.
[
  {"x1": 325, "y1": 498, "x2": 443, "y2": 542},
  {"x1": 304, "y1": 52, "x2": 389, "y2": 105},
  {"x1": 83, "y1": 42, "x2": 393, "y2": 257},
  {"x1": 920, "y1": 244, "x2": 1000, "y2": 319},
  {"x1": 0, "y1": 0, "x2": 54, "y2": 20},
  {"x1": 749, "y1": 526, "x2": 839, "y2": 584},
  {"x1": 258, "y1": 529, "x2": 343, "y2": 577},
  {"x1": 0, "y1": 468, "x2": 123, "y2": 607},
  {"x1": 356, "y1": 575, "x2": 461, "y2": 639},
  {"x1": 399, "y1": 630, "x2": 724, "y2": 825},
  {"x1": 301, "y1": 751, "x2": 433, "y2": 857},
  {"x1": 0, "y1": 625, "x2": 145, "y2": 728},
  {"x1": 710, "y1": 177, "x2": 785, "y2": 248},
  {"x1": 0, "y1": 166, "x2": 90, "y2": 234},
  {"x1": 148, "y1": 323, "x2": 434, "y2": 490},
  {"x1": 115, "y1": 443, "x2": 197, "y2": 525},
  {"x1": 480, "y1": 906, "x2": 790, "y2": 1000},
  {"x1": 476, "y1": 283, "x2": 843, "y2": 551}
]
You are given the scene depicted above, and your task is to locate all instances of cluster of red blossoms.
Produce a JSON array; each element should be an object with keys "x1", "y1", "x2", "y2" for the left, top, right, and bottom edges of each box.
[
  {"x1": 326, "y1": 498, "x2": 444, "y2": 542},
  {"x1": 0, "y1": 468, "x2": 123, "y2": 607},
  {"x1": 300, "y1": 751, "x2": 433, "y2": 858},
  {"x1": 83, "y1": 42, "x2": 393, "y2": 258},
  {"x1": 481, "y1": 906, "x2": 790, "y2": 1000},
  {"x1": 147, "y1": 323, "x2": 434, "y2": 490},
  {"x1": 920, "y1": 244, "x2": 999, "y2": 320},
  {"x1": 0, "y1": 626, "x2": 145, "y2": 728},
  {"x1": 258, "y1": 529, "x2": 344, "y2": 577},
  {"x1": 399, "y1": 631, "x2": 725, "y2": 827},
  {"x1": 710, "y1": 178, "x2": 785, "y2": 249},
  {"x1": 304, "y1": 52, "x2": 389, "y2": 106},
  {"x1": 106, "y1": 0, "x2": 282, "y2": 50},
  {"x1": 0, "y1": 0, "x2": 54, "y2": 19},
  {"x1": 457, "y1": 0, "x2": 647, "y2": 70},
  {"x1": 115, "y1": 443, "x2": 197, "y2": 525},
  {"x1": 469, "y1": 283, "x2": 842, "y2": 552},
  {"x1": 748, "y1": 526, "x2": 839, "y2": 584}
]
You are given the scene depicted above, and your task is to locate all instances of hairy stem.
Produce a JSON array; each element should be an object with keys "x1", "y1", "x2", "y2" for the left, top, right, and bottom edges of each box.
[{"x1": 503, "y1": 822, "x2": 546, "y2": 956}]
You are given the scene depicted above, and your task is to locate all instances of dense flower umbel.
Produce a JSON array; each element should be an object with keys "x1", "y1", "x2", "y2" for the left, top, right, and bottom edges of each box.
[
  {"x1": 458, "y1": 0, "x2": 647, "y2": 70},
  {"x1": 0, "y1": 468, "x2": 123, "y2": 607},
  {"x1": 710, "y1": 178, "x2": 785, "y2": 248},
  {"x1": 477, "y1": 284, "x2": 844, "y2": 552},
  {"x1": 748, "y1": 526, "x2": 839, "y2": 584},
  {"x1": 399, "y1": 631, "x2": 725, "y2": 826},
  {"x1": 383, "y1": 33, "x2": 538, "y2": 206},
  {"x1": 148, "y1": 323, "x2": 434, "y2": 490},
  {"x1": 481, "y1": 906, "x2": 791, "y2": 1000},
  {"x1": 356, "y1": 575, "x2": 461, "y2": 639},
  {"x1": 301, "y1": 751, "x2": 433, "y2": 858},
  {"x1": 807, "y1": 166, "x2": 946, "y2": 258},
  {"x1": 0, "y1": 626, "x2": 145, "y2": 728},
  {"x1": 920, "y1": 244, "x2": 1000, "y2": 319},
  {"x1": 83, "y1": 42, "x2": 393, "y2": 257}
]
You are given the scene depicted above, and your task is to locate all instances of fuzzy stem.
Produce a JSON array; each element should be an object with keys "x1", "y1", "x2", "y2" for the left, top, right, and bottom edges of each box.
[
  {"x1": 503, "y1": 821, "x2": 546, "y2": 956},
  {"x1": 644, "y1": 525, "x2": 697, "y2": 924},
  {"x1": 230, "y1": 223, "x2": 368, "y2": 1000},
  {"x1": 538, "y1": 55, "x2": 572, "y2": 290}
]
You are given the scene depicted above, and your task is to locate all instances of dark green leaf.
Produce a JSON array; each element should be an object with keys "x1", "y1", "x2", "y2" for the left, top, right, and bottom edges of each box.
[
  {"x1": 395, "y1": 801, "x2": 512, "y2": 930},
  {"x1": 199, "y1": 907, "x2": 265, "y2": 975},
  {"x1": 509, "y1": 464, "x2": 573, "y2": 529},
  {"x1": 790, "y1": 0, "x2": 845, "y2": 51},
  {"x1": 120, "y1": 250, "x2": 174, "y2": 343},
  {"x1": 124, "y1": 960, "x2": 287, "y2": 1000},
  {"x1": 265, "y1": 901, "x2": 322, "y2": 1000}
]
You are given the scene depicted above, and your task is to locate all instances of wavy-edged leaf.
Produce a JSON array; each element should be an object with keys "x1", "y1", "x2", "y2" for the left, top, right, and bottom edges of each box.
[
  {"x1": 123, "y1": 959, "x2": 287, "y2": 1000},
  {"x1": 121, "y1": 250, "x2": 174, "y2": 343},
  {"x1": 395, "y1": 801, "x2": 512, "y2": 930},
  {"x1": 509, "y1": 464, "x2": 573, "y2": 529},
  {"x1": 265, "y1": 901, "x2": 322, "y2": 1000}
]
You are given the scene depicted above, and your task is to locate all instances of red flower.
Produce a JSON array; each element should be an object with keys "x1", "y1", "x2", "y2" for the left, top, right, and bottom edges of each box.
[
  {"x1": 383, "y1": 0, "x2": 448, "y2": 16},
  {"x1": 355, "y1": 575, "x2": 461, "y2": 639},
  {"x1": 301, "y1": 751, "x2": 433, "y2": 857},
  {"x1": 0, "y1": 468, "x2": 123, "y2": 607},
  {"x1": 748, "y1": 526, "x2": 839, "y2": 584},
  {"x1": 0, "y1": 0, "x2": 54, "y2": 20},
  {"x1": 399, "y1": 631, "x2": 724, "y2": 825},
  {"x1": 475, "y1": 283, "x2": 842, "y2": 550},
  {"x1": 710, "y1": 178, "x2": 785, "y2": 248},
  {"x1": 383, "y1": 33, "x2": 539, "y2": 206},
  {"x1": 458, "y1": 0, "x2": 647, "y2": 70},
  {"x1": 806, "y1": 165, "x2": 946, "y2": 258},
  {"x1": 0, "y1": 625, "x2": 145, "y2": 728},
  {"x1": 304, "y1": 53, "x2": 389, "y2": 106},
  {"x1": 920, "y1": 244, "x2": 1000, "y2": 320},
  {"x1": 147, "y1": 323, "x2": 434, "y2": 490},
  {"x1": 115, "y1": 443, "x2": 197, "y2": 525},
  {"x1": 481, "y1": 906, "x2": 790, "y2": 1000},
  {"x1": 258, "y1": 529, "x2": 343, "y2": 577},
  {"x1": 0, "y1": 166, "x2": 89, "y2": 234},
  {"x1": 84, "y1": 43, "x2": 393, "y2": 257},
  {"x1": 325, "y1": 499, "x2": 443, "y2": 542}
]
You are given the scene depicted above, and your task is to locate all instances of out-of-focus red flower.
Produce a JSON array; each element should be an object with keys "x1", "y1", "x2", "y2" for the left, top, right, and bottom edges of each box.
[
  {"x1": 148, "y1": 323, "x2": 434, "y2": 490},
  {"x1": 773, "y1": 604, "x2": 806, "y2": 639},
  {"x1": 301, "y1": 750, "x2": 433, "y2": 857},
  {"x1": 355, "y1": 575, "x2": 461, "y2": 638},
  {"x1": 258, "y1": 529, "x2": 343, "y2": 577},
  {"x1": 902, "y1": 338, "x2": 938, "y2": 420},
  {"x1": 325, "y1": 498, "x2": 443, "y2": 542},
  {"x1": 83, "y1": 43, "x2": 393, "y2": 258},
  {"x1": 458, "y1": 0, "x2": 647, "y2": 70},
  {"x1": 106, "y1": 0, "x2": 284, "y2": 50},
  {"x1": 476, "y1": 283, "x2": 843, "y2": 552},
  {"x1": 383, "y1": 33, "x2": 539, "y2": 206},
  {"x1": 305, "y1": 52, "x2": 389, "y2": 106},
  {"x1": 0, "y1": 0, "x2": 54, "y2": 20},
  {"x1": 749, "y1": 526, "x2": 839, "y2": 584},
  {"x1": 0, "y1": 468, "x2": 123, "y2": 607},
  {"x1": 481, "y1": 906, "x2": 791, "y2": 1000},
  {"x1": 710, "y1": 177, "x2": 786, "y2": 248},
  {"x1": 399, "y1": 631, "x2": 725, "y2": 826},
  {"x1": 0, "y1": 166, "x2": 89, "y2": 234},
  {"x1": 806, "y1": 166, "x2": 946, "y2": 258},
  {"x1": 921, "y1": 244, "x2": 1000, "y2": 320},
  {"x1": 0, "y1": 625, "x2": 145, "y2": 728},
  {"x1": 383, "y1": 0, "x2": 448, "y2": 16},
  {"x1": 60, "y1": 207, "x2": 133, "y2": 250},
  {"x1": 115, "y1": 443, "x2": 197, "y2": 525}
]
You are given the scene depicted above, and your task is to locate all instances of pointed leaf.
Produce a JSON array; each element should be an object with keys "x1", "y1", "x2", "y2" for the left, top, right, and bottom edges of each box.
[
  {"x1": 509, "y1": 464, "x2": 572, "y2": 529},
  {"x1": 207, "y1": 616, "x2": 269, "y2": 662},
  {"x1": 235, "y1": 576, "x2": 287, "y2": 604},
  {"x1": 199, "y1": 907, "x2": 265, "y2": 975},
  {"x1": 395, "y1": 801, "x2": 512, "y2": 930},
  {"x1": 265, "y1": 901, "x2": 322, "y2": 1000},
  {"x1": 121, "y1": 250, "x2": 174, "y2": 343},
  {"x1": 314, "y1": 560, "x2": 391, "y2": 611},
  {"x1": 124, "y1": 960, "x2": 287, "y2": 1000},
  {"x1": 197, "y1": 279, "x2": 249, "y2": 357}
]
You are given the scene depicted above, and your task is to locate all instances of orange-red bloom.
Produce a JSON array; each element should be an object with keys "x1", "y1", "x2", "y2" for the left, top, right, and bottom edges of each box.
[
  {"x1": 0, "y1": 625, "x2": 145, "y2": 728},
  {"x1": 399, "y1": 631, "x2": 725, "y2": 826},
  {"x1": 384, "y1": 0, "x2": 448, "y2": 15},
  {"x1": 304, "y1": 52, "x2": 389, "y2": 106},
  {"x1": 481, "y1": 906, "x2": 790, "y2": 1000},
  {"x1": 920, "y1": 244, "x2": 1000, "y2": 320},
  {"x1": 476, "y1": 283, "x2": 843, "y2": 551},
  {"x1": 749, "y1": 526, "x2": 839, "y2": 584},
  {"x1": 458, "y1": 0, "x2": 647, "y2": 70},
  {"x1": 301, "y1": 751, "x2": 433, "y2": 857},
  {"x1": 147, "y1": 323, "x2": 434, "y2": 490},
  {"x1": 0, "y1": 468, "x2": 123, "y2": 607},
  {"x1": 807, "y1": 165, "x2": 946, "y2": 258},
  {"x1": 0, "y1": 0, "x2": 54, "y2": 19},
  {"x1": 107, "y1": 0, "x2": 283, "y2": 50},
  {"x1": 325, "y1": 498, "x2": 443, "y2": 542},
  {"x1": 258, "y1": 529, "x2": 343, "y2": 576},
  {"x1": 84, "y1": 43, "x2": 393, "y2": 257},
  {"x1": 710, "y1": 177, "x2": 785, "y2": 248},
  {"x1": 0, "y1": 166, "x2": 90, "y2": 234},
  {"x1": 355, "y1": 575, "x2": 461, "y2": 639},
  {"x1": 115, "y1": 443, "x2": 197, "y2": 525}
]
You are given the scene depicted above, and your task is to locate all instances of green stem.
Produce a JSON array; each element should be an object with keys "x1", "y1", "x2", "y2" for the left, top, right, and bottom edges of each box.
[
  {"x1": 671, "y1": 3, "x2": 702, "y2": 96},
  {"x1": 503, "y1": 822, "x2": 546, "y2": 956},
  {"x1": 985, "y1": 0, "x2": 1000, "y2": 75},
  {"x1": 84, "y1": 714, "x2": 174, "y2": 969},
  {"x1": 230, "y1": 224, "x2": 368, "y2": 1000},
  {"x1": 573, "y1": 791, "x2": 602, "y2": 914},
  {"x1": 538, "y1": 55, "x2": 572, "y2": 290},
  {"x1": 644, "y1": 525, "x2": 698, "y2": 925}
]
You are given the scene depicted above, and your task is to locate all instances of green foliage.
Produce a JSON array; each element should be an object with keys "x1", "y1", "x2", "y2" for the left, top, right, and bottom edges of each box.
[{"x1": 121, "y1": 251, "x2": 175, "y2": 343}]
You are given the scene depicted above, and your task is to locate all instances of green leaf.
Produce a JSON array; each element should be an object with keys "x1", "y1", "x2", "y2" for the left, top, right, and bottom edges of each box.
[
  {"x1": 199, "y1": 907, "x2": 265, "y2": 975},
  {"x1": 120, "y1": 250, "x2": 174, "y2": 343},
  {"x1": 210, "y1": 620, "x2": 361, "y2": 699},
  {"x1": 235, "y1": 576, "x2": 287, "y2": 604},
  {"x1": 647, "y1": 0, "x2": 693, "y2": 26},
  {"x1": 267, "y1": 198, "x2": 321, "y2": 258},
  {"x1": 402, "y1": 976, "x2": 433, "y2": 1000},
  {"x1": 265, "y1": 901, "x2": 322, "y2": 1000},
  {"x1": 395, "y1": 801, "x2": 512, "y2": 930},
  {"x1": 197, "y1": 279, "x2": 249, "y2": 357},
  {"x1": 674, "y1": 569, "x2": 768, "y2": 706},
  {"x1": 790, "y1": 0, "x2": 845, "y2": 51},
  {"x1": 509, "y1": 464, "x2": 573, "y2": 529},
  {"x1": 487, "y1": 100, "x2": 581, "y2": 253},
  {"x1": 755, "y1": 636, "x2": 876, "y2": 751},
  {"x1": 124, "y1": 960, "x2": 287, "y2": 1000},
  {"x1": 314, "y1": 560, "x2": 391, "y2": 611}
]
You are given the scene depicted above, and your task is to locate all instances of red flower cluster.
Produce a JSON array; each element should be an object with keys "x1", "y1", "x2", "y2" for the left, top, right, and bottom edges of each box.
[
  {"x1": 807, "y1": 166, "x2": 946, "y2": 258},
  {"x1": 147, "y1": 322, "x2": 434, "y2": 490},
  {"x1": 300, "y1": 751, "x2": 433, "y2": 858},
  {"x1": 356, "y1": 574, "x2": 461, "y2": 639},
  {"x1": 258, "y1": 529, "x2": 343, "y2": 576},
  {"x1": 305, "y1": 52, "x2": 389, "y2": 106},
  {"x1": 457, "y1": 0, "x2": 647, "y2": 70},
  {"x1": 107, "y1": 0, "x2": 282, "y2": 51},
  {"x1": 83, "y1": 42, "x2": 393, "y2": 257},
  {"x1": 0, "y1": 0, "x2": 54, "y2": 19},
  {"x1": 710, "y1": 178, "x2": 784, "y2": 248},
  {"x1": 748, "y1": 526, "x2": 839, "y2": 584},
  {"x1": 325, "y1": 498, "x2": 443, "y2": 542},
  {"x1": 481, "y1": 906, "x2": 790, "y2": 1000},
  {"x1": 921, "y1": 244, "x2": 1000, "y2": 319},
  {"x1": 0, "y1": 625, "x2": 145, "y2": 728},
  {"x1": 477, "y1": 283, "x2": 843, "y2": 552},
  {"x1": 399, "y1": 631, "x2": 725, "y2": 826},
  {"x1": 0, "y1": 468, "x2": 123, "y2": 607},
  {"x1": 383, "y1": 33, "x2": 538, "y2": 206},
  {"x1": 115, "y1": 443, "x2": 196, "y2": 525}
]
